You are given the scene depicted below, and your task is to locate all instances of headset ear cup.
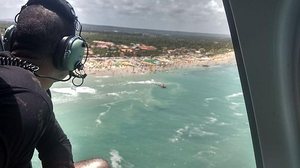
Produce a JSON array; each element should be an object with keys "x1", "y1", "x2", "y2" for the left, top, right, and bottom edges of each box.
[
  {"x1": 54, "y1": 36, "x2": 86, "y2": 71},
  {"x1": 3, "y1": 25, "x2": 16, "y2": 51},
  {"x1": 54, "y1": 36, "x2": 69, "y2": 70}
]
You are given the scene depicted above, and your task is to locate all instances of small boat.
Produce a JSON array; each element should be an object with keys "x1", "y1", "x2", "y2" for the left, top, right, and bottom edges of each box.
[{"x1": 158, "y1": 83, "x2": 166, "y2": 88}]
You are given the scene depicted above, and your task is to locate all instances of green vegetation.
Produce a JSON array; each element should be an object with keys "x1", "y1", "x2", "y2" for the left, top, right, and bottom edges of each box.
[
  {"x1": 0, "y1": 22, "x2": 233, "y2": 57},
  {"x1": 0, "y1": 26, "x2": 5, "y2": 34},
  {"x1": 0, "y1": 22, "x2": 11, "y2": 34},
  {"x1": 82, "y1": 31, "x2": 233, "y2": 57}
]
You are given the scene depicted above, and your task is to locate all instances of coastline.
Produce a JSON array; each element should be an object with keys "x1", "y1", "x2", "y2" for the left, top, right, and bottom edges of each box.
[{"x1": 84, "y1": 51, "x2": 236, "y2": 76}]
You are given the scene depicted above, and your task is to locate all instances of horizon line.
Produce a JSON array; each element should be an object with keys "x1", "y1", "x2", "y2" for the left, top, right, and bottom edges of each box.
[{"x1": 0, "y1": 18, "x2": 230, "y2": 36}]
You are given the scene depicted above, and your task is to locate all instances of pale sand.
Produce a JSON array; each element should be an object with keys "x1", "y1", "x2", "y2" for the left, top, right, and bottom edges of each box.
[{"x1": 84, "y1": 51, "x2": 236, "y2": 76}]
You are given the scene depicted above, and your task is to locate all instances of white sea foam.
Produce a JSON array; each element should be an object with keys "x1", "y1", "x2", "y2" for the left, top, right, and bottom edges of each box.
[
  {"x1": 229, "y1": 102, "x2": 240, "y2": 111},
  {"x1": 189, "y1": 128, "x2": 217, "y2": 137},
  {"x1": 169, "y1": 126, "x2": 189, "y2": 143},
  {"x1": 120, "y1": 90, "x2": 138, "y2": 95},
  {"x1": 204, "y1": 97, "x2": 215, "y2": 103},
  {"x1": 110, "y1": 149, "x2": 122, "y2": 168},
  {"x1": 233, "y1": 112, "x2": 244, "y2": 116},
  {"x1": 195, "y1": 146, "x2": 218, "y2": 159},
  {"x1": 95, "y1": 112, "x2": 106, "y2": 125},
  {"x1": 106, "y1": 92, "x2": 118, "y2": 97},
  {"x1": 228, "y1": 102, "x2": 245, "y2": 112},
  {"x1": 176, "y1": 126, "x2": 189, "y2": 135},
  {"x1": 75, "y1": 87, "x2": 97, "y2": 94},
  {"x1": 51, "y1": 87, "x2": 96, "y2": 95},
  {"x1": 96, "y1": 75, "x2": 112, "y2": 78},
  {"x1": 96, "y1": 105, "x2": 111, "y2": 126},
  {"x1": 52, "y1": 97, "x2": 77, "y2": 104},
  {"x1": 51, "y1": 88, "x2": 78, "y2": 96},
  {"x1": 126, "y1": 79, "x2": 159, "y2": 85},
  {"x1": 228, "y1": 101, "x2": 245, "y2": 116},
  {"x1": 205, "y1": 97, "x2": 215, "y2": 102},
  {"x1": 170, "y1": 124, "x2": 217, "y2": 143},
  {"x1": 218, "y1": 122, "x2": 231, "y2": 126},
  {"x1": 196, "y1": 150, "x2": 217, "y2": 157},
  {"x1": 226, "y1": 92, "x2": 243, "y2": 100},
  {"x1": 109, "y1": 149, "x2": 135, "y2": 168},
  {"x1": 106, "y1": 90, "x2": 138, "y2": 97},
  {"x1": 203, "y1": 97, "x2": 216, "y2": 106},
  {"x1": 206, "y1": 117, "x2": 218, "y2": 124}
]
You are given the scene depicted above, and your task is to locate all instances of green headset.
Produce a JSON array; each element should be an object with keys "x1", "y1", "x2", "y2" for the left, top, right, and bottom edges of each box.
[{"x1": 2, "y1": 0, "x2": 88, "y2": 72}]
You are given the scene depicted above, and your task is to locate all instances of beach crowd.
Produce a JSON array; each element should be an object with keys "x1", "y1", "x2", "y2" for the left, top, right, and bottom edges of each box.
[{"x1": 85, "y1": 51, "x2": 236, "y2": 76}]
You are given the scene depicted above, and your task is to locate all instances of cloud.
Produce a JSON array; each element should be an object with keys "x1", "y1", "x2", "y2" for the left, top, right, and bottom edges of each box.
[
  {"x1": 0, "y1": 0, "x2": 229, "y2": 34},
  {"x1": 1, "y1": 0, "x2": 27, "y2": 8},
  {"x1": 0, "y1": 0, "x2": 27, "y2": 19},
  {"x1": 205, "y1": 0, "x2": 225, "y2": 13},
  {"x1": 69, "y1": 0, "x2": 225, "y2": 17}
]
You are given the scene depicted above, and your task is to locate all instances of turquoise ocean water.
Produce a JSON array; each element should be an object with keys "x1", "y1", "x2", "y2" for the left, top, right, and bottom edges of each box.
[{"x1": 32, "y1": 65, "x2": 256, "y2": 168}]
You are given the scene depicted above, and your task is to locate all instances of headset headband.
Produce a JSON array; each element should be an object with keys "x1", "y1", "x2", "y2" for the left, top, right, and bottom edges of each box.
[{"x1": 17, "y1": 0, "x2": 78, "y2": 31}]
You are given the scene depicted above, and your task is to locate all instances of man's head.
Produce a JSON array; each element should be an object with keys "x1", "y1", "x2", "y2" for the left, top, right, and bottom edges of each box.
[
  {"x1": 13, "y1": 4, "x2": 76, "y2": 59},
  {"x1": 4, "y1": 0, "x2": 87, "y2": 89},
  {"x1": 9, "y1": 0, "x2": 78, "y2": 61}
]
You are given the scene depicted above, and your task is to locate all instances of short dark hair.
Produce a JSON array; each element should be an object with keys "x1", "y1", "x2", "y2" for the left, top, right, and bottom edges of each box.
[{"x1": 12, "y1": 4, "x2": 75, "y2": 58}]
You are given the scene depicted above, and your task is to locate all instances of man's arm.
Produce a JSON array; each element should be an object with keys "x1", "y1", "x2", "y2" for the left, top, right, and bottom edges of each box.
[
  {"x1": 36, "y1": 114, "x2": 110, "y2": 168},
  {"x1": 36, "y1": 118, "x2": 74, "y2": 168}
]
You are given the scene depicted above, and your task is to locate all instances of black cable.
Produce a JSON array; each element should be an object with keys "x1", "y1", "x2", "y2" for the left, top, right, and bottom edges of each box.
[
  {"x1": 0, "y1": 56, "x2": 87, "y2": 86},
  {"x1": 0, "y1": 56, "x2": 39, "y2": 72},
  {"x1": 34, "y1": 72, "x2": 72, "y2": 82}
]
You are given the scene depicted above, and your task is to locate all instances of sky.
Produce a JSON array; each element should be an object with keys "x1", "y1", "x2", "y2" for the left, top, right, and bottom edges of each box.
[{"x1": 0, "y1": 0, "x2": 230, "y2": 34}]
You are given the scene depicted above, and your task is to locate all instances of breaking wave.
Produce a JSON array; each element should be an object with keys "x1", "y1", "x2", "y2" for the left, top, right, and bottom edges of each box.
[
  {"x1": 226, "y1": 92, "x2": 243, "y2": 100},
  {"x1": 126, "y1": 79, "x2": 161, "y2": 85},
  {"x1": 51, "y1": 86, "x2": 96, "y2": 95},
  {"x1": 110, "y1": 149, "x2": 122, "y2": 168},
  {"x1": 169, "y1": 124, "x2": 217, "y2": 143},
  {"x1": 109, "y1": 149, "x2": 134, "y2": 168}
]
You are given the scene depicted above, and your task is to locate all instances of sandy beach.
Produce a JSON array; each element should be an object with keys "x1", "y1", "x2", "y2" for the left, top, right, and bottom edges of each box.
[{"x1": 84, "y1": 51, "x2": 236, "y2": 76}]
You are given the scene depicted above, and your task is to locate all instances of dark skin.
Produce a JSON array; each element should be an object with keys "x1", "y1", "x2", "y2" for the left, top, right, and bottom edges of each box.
[
  {"x1": 12, "y1": 50, "x2": 110, "y2": 168},
  {"x1": 11, "y1": 50, "x2": 68, "y2": 90}
]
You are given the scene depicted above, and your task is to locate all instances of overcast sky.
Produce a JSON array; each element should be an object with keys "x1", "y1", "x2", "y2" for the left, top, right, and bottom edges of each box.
[{"x1": 0, "y1": 0, "x2": 230, "y2": 34}]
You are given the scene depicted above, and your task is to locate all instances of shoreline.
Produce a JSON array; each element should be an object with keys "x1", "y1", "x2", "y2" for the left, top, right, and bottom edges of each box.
[{"x1": 84, "y1": 51, "x2": 236, "y2": 76}]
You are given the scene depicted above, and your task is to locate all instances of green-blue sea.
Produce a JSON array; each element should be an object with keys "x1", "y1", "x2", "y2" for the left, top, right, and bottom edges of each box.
[{"x1": 32, "y1": 65, "x2": 256, "y2": 168}]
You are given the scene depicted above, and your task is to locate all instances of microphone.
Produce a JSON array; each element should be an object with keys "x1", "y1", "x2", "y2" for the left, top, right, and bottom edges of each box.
[
  {"x1": 70, "y1": 71, "x2": 87, "y2": 79},
  {"x1": 70, "y1": 70, "x2": 87, "y2": 86}
]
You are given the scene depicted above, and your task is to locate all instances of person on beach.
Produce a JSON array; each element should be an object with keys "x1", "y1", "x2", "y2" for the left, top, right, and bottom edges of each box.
[{"x1": 0, "y1": 0, "x2": 109, "y2": 167}]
